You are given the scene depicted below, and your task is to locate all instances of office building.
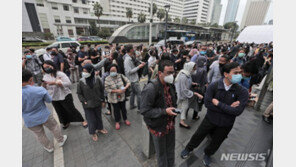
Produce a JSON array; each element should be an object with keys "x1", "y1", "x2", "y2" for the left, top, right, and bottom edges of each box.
[
  {"x1": 210, "y1": 0, "x2": 222, "y2": 24},
  {"x1": 183, "y1": 0, "x2": 214, "y2": 24},
  {"x1": 224, "y1": 0, "x2": 240, "y2": 24}
]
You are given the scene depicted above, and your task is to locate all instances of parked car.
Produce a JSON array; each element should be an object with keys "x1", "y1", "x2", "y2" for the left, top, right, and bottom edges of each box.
[
  {"x1": 155, "y1": 39, "x2": 185, "y2": 48},
  {"x1": 77, "y1": 36, "x2": 92, "y2": 41},
  {"x1": 56, "y1": 36, "x2": 74, "y2": 41},
  {"x1": 35, "y1": 41, "x2": 81, "y2": 56},
  {"x1": 89, "y1": 36, "x2": 103, "y2": 41},
  {"x1": 22, "y1": 37, "x2": 47, "y2": 43}
]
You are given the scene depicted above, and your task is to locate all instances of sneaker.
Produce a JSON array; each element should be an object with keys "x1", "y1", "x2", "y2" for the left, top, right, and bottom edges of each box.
[
  {"x1": 43, "y1": 147, "x2": 54, "y2": 153},
  {"x1": 202, "y1": 154, "x2": 212, "y2": 166},
  {"x1": 180, "y1": 148, "x2": 192, "y2": 159},
  {"x1": 58, "y1": 135, "x2": 68, "y2": 147}
]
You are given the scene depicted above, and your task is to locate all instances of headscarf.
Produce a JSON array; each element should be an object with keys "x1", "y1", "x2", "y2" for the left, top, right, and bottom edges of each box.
[
  {"x1": 192, "y1": 56, "x2": 207, "y2": 86},
  {"x1": 175, "y1": 61, "x2": 196, "y2": 82},
  {"x1": 83, "y1": 64, "x2": 95, "y2": 89}
]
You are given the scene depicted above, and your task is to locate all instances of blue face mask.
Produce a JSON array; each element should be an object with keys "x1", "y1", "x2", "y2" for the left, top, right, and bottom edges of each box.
[
  {"x1": 243, "y1": 76, "x2": 251, "y2": 80},
  {"x1": 200, "y1": 51, "x2": 206, "y2": 55},
  {"x1": 230, "y1": 74, "x2": 242, "y2": 84},
  {"x1": 238, "y1": 53, "x2": 245, "y2": 58},
  {"x1": 110, "y1": 72, "x2": 117, "y2": 77},
  {"x1": 26, "y1": 55, "x2": 32, "y2": 59}
]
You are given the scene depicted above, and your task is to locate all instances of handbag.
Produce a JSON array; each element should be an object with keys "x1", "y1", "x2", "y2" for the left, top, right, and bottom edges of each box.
[{"x1": 120, "y1": 74, "x2": 131, "y2": 97}]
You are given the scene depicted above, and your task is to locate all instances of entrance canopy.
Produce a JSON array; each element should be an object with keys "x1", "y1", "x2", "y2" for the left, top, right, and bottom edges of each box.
[{"x1": 237, "y1": 25, "x2": 273, "y2": 44}]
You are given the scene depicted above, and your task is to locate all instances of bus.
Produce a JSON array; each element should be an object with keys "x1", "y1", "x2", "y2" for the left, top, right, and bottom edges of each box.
[{"x1": 159, "y1": 30, "x2": 197, "y2": 42}]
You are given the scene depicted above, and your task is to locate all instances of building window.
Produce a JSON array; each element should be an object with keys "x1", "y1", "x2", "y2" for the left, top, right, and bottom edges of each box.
[
  {"x1": 54, "y1": 16, "x2": 61, "y2": 23},
  {"x1": 68, "y1": 29, "x2": 74, "y2": 36},
  {"x1": 83, "y1": 8, "x2": 88, "y2": 14},
  {"x1": 63, "y1": 5, "x2": 69, "y2": 11},
  {"x1": 36, "y1": 0, "x2": 44, "y2": 7},
  {"x1": 74, "y1": 7, "x2": 79, "y2": 13},
  {"x1": 51, "y1": 3, "x2": 58, "y2": 10},
  {"x1": 72, "y1": 0, "x2": 77, "y2": 3},
  {"x1": 66, "y1": 17, "x2": 72, "y2": 23},
  {"x1": 82, "y1": 0, "x2": 86, "y2": 4}
]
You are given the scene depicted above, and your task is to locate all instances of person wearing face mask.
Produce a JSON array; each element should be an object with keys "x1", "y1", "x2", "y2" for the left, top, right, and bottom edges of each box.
[
  {"x1": 181, "y1": 62, "x2": 249, "y2": 166},
  {"x1": 141, "y1": 60, "x2": 177, "y2": 167},
  {"x1": 170, "y1": 48, "x2": 182, "y2": 72},
  {"x1": 42, "y1": 60, "x2": 87, "y2": 129},
  {"x1": 208, "y1": 55, "x2": 229, "y2": 84},
  {"x1": 104, "y1": 64, "x2": 131, "y2": 130},
  {"x1": 175, "y1": 62, "x2": 203, "y2": 129},
  {"x1": 232, "y1": 49, "x2": 246, "y2": 66},
  {"x1": 77, "y1": 64, "x2": 108, "y2": 141},
  {"x1": 22, "y1": 50, "x2": 43, "y2": 86}
]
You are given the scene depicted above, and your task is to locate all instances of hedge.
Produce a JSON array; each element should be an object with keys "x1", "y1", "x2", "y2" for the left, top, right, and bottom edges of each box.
[{"x1": 22, "y1": 40, "x2": 108, "y2": 47}]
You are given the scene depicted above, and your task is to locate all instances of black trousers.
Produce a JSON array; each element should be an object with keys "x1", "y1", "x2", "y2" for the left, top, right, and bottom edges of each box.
[
  {"x1": 84, "y1": 107, "x2": 103, "y2": 135},
  {"x1": 112, "y1": 101, "x2": 127, "y2": 122},
  {"x1": 151, "y1": 129, "x2": 175, "y2": 167},
  {"x1": 52, "y1": 94, "x2": 84, "y2": 126},
  {"x1": 185, "y1": 117, "x2": 232, "y2": 156}
]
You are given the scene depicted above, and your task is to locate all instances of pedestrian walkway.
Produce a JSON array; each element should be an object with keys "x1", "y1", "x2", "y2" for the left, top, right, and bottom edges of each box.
[{"x1": 22, "y1": 81, "x2": 273, "y2": 167}]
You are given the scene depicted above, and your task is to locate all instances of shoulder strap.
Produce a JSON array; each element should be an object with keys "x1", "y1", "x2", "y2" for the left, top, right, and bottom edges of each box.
[{"x1": 120, "y1": 74, "x2": 126, "y2": 85}]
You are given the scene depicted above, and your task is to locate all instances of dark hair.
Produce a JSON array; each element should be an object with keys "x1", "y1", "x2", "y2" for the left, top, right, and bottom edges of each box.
[
  {"x1": 107, "y1": 64, "x2": 118, "y2": 72},
  {"x1": 22, "y1": 69, "x2": 33, "y2": 83},
  {"x1": 220, "y1": 55, "x2": 229, "y2": 61},
  {"x1": 172, "y1": 49, "x2": 178, "y2": 53},
  {"x1": 87, "y1": 44, "x2": 91, "y2": 48},
  {"x1": 221, "y1": 62, "x2": 240, "y2": 74},
  {"x1": 44, "y1": 60, "x2": 58, "y2": 78},
  {"x1": 79, "y1": 46, "x2": 84, "y2": 50},
  {"x1": 158, "y1": 60, "x2": 174, "y2": 72},
  {"x1": 125, "y1": 44, "x2": 133, "y2": 53},
  {"x1": 241, "y1": 61, "x2": 259, "y2": 74},
  {"x1": 46, "y1": 47, "x2": 52, "y2": 51},
  {"x1": 116, "y1": 46, "x2": 121, "y2": 51},
  {"x1": 161, "y1": 52, "x2": 171, "y2": 60},
  {"x1": 105, "y1": 46, "x2": 110, "y2": 49},
  {"x1": 121, "y1": 48, "x2": 127, "y2": 55},
  {"x1": 112, "y1": 51, "x2": 119, "y2": 60},
  {"x1": 29, "y1": 49, "x2": 35, "y2": 53}
]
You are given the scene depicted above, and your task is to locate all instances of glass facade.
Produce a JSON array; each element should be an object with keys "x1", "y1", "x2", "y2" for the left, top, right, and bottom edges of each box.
[{"x1": 125, "y1": 25, "x2": 156, "y2": 40}]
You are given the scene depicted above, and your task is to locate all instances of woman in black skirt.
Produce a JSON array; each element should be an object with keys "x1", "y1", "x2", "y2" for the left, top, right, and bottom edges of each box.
[
  {"x1": 77, "y1": 64, "x2": 108, "y2": 141},
  {"x1": 42, "y1": 60, "x2": 87, "y2": 129}
]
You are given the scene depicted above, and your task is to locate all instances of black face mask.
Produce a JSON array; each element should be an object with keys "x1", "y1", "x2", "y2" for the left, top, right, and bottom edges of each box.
[
  {"x1": 44, "y1": 67, "x2": 53, "y2": 74},
  {"x1": 219, "y1": 63, "x2": 225, "y2": 68},
  {"x1": 51, "y1": 51, "x2": 57, "y2": 55}
]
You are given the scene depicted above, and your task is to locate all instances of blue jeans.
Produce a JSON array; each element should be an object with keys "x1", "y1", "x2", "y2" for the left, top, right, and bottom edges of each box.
[{"x1": 130, "y1": 82, "x2": 141, "y2": 110}]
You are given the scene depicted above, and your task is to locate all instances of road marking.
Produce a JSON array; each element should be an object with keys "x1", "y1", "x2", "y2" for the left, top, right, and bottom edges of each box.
[{"x1": 47, "y1": 104, "x2": 65, "y2": 167}]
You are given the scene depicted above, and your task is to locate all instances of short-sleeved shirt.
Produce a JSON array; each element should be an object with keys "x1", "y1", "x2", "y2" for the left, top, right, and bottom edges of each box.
[
  {"x1": 77, "y1": 51, "x2": 86, "y2": 66},
  {"x1": 52, "y1": 53, "x2": 64, "y2": 70},
  {"x1": 22, "y1": 85, "x2": 52, "y2": 128}
]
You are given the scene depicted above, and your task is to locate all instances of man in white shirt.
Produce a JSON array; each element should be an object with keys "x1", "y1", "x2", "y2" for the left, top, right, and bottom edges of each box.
[{"x1": 43, "y1": 47, "x2": 52, "y2": 62}]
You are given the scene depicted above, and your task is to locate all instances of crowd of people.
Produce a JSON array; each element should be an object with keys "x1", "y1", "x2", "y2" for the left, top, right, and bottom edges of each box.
[{"x1": 22, "y1": 40, "x2": 273, "y2": 166}]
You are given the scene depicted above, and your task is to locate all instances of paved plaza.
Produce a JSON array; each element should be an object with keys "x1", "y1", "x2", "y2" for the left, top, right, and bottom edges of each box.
[{"x1": 22, "y1": 78, "x2": 273, "y2": 167}]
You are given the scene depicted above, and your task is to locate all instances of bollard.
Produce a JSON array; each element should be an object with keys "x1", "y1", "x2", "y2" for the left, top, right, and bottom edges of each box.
[{"x1": 141, "y1": 117, "x2": 155, "y2": 158}]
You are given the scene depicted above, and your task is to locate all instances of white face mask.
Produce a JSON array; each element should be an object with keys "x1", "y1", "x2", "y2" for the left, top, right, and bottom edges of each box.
[
  {"x1": 164, "y1": 74, "x2": 174, "y2": 84},
  {"x1": 82, "y1": 72, "x2": 91, "y2": 78}
]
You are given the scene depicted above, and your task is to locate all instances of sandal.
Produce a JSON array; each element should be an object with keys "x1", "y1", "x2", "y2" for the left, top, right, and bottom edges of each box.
[
  {"x1": 179, "y1": 123, "x2": 191, "y2": 129},
  {"x1": 92, "y1": 134, "x2": 98, "y2": 141},
  {"x1": 82, "y1": 121, "x2": 88, "y2": 128},
  {"x1": 98, "y1": 129, "x2": 108, "y2": 134},
  {"x1": 124, "y1": 120, "x2": 131, "y2": 126},
  {"x1": 115, "y1": 123, "x2": 120, "y2": 130}
]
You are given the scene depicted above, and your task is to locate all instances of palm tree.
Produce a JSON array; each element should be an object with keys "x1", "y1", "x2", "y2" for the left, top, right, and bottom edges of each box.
[
  {"x1": 157, "y1": 9, "x2": 165, "y2": 21},
  {"x1": 148, "y1": 3, "x2": 157, "y2": 22},
  {"x1": 138, "y1": 12, "x2": 146, "y2": 23},
  {"x1": 93, "y1": 2, "x2": 103, "y2": 30},
  {"x1": 126, "y1": 8, "x2": 133, "y2": 23},
  {"x1": 182, "y1": 17, "x2": 188, "y2": 24}
]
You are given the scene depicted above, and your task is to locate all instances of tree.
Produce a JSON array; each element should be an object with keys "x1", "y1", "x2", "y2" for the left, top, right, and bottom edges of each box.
[
  {"x1": 211, "y1": 23, "x2": 219, "y2": 28},
  {"x1": 148, "y1": 3, "x2": 157, "y2": 21},
  {"x1": 190, "y1": 19, "x2": 196, "y2": 25},
  {"x1": 157, "y1": 8, "x2": 165, "y2": 21},
  {"x1": 89, "y1": 21, "x2": 98, "y2": 35},
  {"x1": 93, "y1": 2, "x2": 103, "y2": 30},
  {"x1": 223, "y1": 22, "x2": 239, "y2": 31},
  {"x1": 174, "y1": 17, "x2": 180, "y2": 23},
  {"x1": 167, "y1": 15, "x2": 172, "y2": 22},
  {"x1": 198, "y1": 22, "x2": 211, "y2": 27},
  {"x1": 138, "y1": 12, "x2": 146, "y2": 23},
  {"x1": 126, "y1": 8, "x2": 133, "y2": 23},
  {"x1": 181, "y1": 17, "x2": 188, "y2": 24},
  {"x1": 97, "y1": 27, "x2": 111, "y2": 38}
]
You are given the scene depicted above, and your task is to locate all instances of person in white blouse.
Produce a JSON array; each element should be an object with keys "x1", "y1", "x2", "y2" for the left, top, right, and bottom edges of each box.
[{"x1": 42, "y1": 60, "x2": 87, "y2": 129}]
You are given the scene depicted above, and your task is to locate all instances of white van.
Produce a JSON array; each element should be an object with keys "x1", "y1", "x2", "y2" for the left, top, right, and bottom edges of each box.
[{"x1": 35, "y1": 41, "x2": 81, "y2": 56}]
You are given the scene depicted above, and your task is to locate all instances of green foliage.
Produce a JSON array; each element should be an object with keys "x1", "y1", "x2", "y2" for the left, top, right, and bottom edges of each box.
[
  {"x1": 148, "y1": 3, "x2": 158, "y2": 17},
  {"x1": 89, "y1": 21, "x2": 98, "y2": 36},
  {"x1": 181, "y1": 17, "x2": 188, "y2": 24},
  {"x1": 211, "y1": 23, "x2": 219, "y2": 28},
  {"x1": 44, "y1": 32, "x2": 54, "y2": 40},
  {"x1": 190, "y1": 19, "x2": 196, "y2": 25},
  {"x1": 93, "y1": 2, "x2": 103, "y2": 29},
  {"x1": 223, "y1": 22, "x2": 239, "y2": 31},
  {"x1": 174, "y1": 17, "x2": 180, "y2": 23},
  {"x1": 157, "y1": 8, "x2": 166, "y2": 21},
  {"x1": 97, "y1": 28, "x2": 111, "y2": 38},
  {"x1": 167, "y1": 15, "x2": 172, "y2": 22},
  {"x1": 138, "y1": 12, "x2": 146, "y2": 23},
  {"x1": 126, "y1": 8, "x2": 133, "y2": 22}
]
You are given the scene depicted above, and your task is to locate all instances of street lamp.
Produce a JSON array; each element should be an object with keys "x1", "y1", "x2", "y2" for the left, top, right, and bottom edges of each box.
[{"x1": 164, "y1": 4, "x2": 170, "y2": 48}]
